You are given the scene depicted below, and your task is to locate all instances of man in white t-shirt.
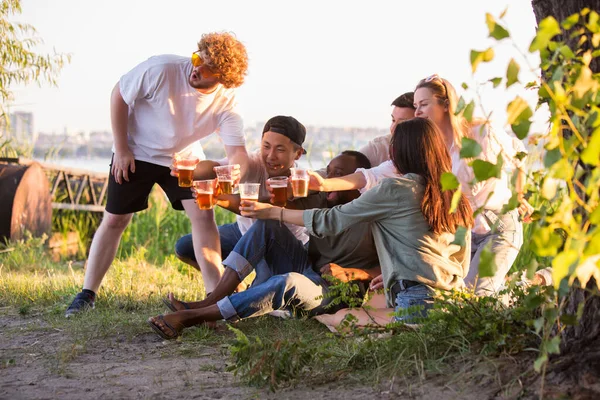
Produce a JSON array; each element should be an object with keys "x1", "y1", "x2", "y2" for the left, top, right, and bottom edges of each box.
[
  {"x1": 174, "y1": 116, "x2": 309, "y2": 282},
  {"x1": 66, "y1": 32, "x2": 249, "y2": 317}
]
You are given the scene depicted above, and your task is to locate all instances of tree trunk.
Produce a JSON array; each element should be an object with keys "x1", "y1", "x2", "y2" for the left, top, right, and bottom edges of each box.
[
  {"x1": 530, "y1": 0, "x2": 600, "y2": 352},
  {"x1": 532, "y1": 0, "x2": 600, "y2": 74}
]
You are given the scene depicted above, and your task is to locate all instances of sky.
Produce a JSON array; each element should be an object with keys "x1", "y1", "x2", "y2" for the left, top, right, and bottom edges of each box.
[{"x1": 9, "y1": 0, "x2": 545, "y2": 135}]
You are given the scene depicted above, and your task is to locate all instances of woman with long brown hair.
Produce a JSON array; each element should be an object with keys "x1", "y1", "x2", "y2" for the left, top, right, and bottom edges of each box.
[
  {"x1": 242, "y1": 118, "x2": 473, "y2": 321},
  {"x1": 309, "y1": 75, "x2": 532, "y2": 298}
]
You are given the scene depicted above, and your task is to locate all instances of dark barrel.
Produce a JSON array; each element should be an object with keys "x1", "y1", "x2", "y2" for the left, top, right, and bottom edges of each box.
[{"x1": 0, "y1": 162, "x2": 52, "y2": 241}]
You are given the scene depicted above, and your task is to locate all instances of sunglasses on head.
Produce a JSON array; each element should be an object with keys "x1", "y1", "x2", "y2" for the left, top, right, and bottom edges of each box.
[{"x1": 424, "y1": 74, "x2": 449, "y2": 99}]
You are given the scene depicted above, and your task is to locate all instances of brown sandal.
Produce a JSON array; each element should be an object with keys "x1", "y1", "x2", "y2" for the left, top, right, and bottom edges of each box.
[{"x1": 147, "y1": 315, "x2": 181, "y2": 340}]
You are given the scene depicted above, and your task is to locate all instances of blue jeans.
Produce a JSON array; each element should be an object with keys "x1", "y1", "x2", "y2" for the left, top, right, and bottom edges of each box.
[
  {"x1": 175, "y1": 222, "x2": 242, "y2": 263},
  {"x1": 465, "y1": 209, "x2": 523, "y2": 296},
  {"x1": 393, "y1": 282, "x2": 435, "y2": 323},
  {"x1": 216, "y1": 220, "x2": 332, "y2": 321}
]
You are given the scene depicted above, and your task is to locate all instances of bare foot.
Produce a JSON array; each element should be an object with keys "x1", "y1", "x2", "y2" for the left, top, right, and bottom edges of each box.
[
  {"x1": 314, "y1": 314, "x2": 340, "y2": 333},
  {"x1": 165, "y1": 292, "x2": 191, "y2": 311}
]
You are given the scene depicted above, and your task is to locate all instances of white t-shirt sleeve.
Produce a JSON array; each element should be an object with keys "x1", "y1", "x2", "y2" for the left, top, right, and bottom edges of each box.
[
  {"x1": 356, "y1": 160, "x2": 400, "y2": 193},
  {"x1": 358, "y1": 135, "x2": 390, "y2": 167},
  {"x1": 217, "y1": 108, "x2": 245, "y2": 147},
  {"x1": 119, "y1": 58, "x2": 162, "y2": 106},
  {"x1": 241, "y1": 150, "x2": 264, "y2": 182}
]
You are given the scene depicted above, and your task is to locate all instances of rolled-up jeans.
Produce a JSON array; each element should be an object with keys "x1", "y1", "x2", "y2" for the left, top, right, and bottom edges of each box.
[
  {"x1": 216, "y1": 220, "x2": 332, "y2": 321},
  {"x1": 175, "y1": 222, "x2": 243, "y2": 263},
  {"x1": 175, "y1": 222, "x2": 274, "y2": 284},
  {"x1": 465, "y1": 209, "x2": 523, "y2": 296}
]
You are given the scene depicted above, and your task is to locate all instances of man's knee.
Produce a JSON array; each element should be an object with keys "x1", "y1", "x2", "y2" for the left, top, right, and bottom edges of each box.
[
  {"x1": 175, "y1": 234, "x2": 196, "y2": 263},
  {"x1": 100, "y1": 212, "x2": 132, "y2": 231},
  {"x1": 258, "y1": 219, "x2": 280, "y2": 231},
  {"x1": 271, "y1": 272, "x2": 303, "y2": 292}
]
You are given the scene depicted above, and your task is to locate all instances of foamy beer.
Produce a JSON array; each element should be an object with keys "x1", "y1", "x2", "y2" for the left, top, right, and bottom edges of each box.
[
  {"x1": 214, "y1": 165, "x2": 236, "y2": 194},
  {"x1": 193, "y1": 180, "x2": 214, "y2": 210},
  {"x1": 267, "y1": 176, "x2": 288, "y2": 207},
  {"x1": 178, "y1": 167, "x2": 195, "y2": 187},
  {"x1": 290, "y1": 168, "x2": 309, "y2": 197},
  {"x1": 174, "y1": 153, "x2": 200, "y2": 187},
  {"x1": 239, "y1": 183, "x2": 260, "y2": 202}
]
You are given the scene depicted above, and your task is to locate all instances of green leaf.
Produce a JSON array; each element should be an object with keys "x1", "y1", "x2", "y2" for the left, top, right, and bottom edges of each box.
[
  {"x1": 515, "y1": 151, "x2": 527, "y2": 161},
  {"x1": 511, "y1": 120, "x2": 532, "y2": 140},
  {"x1": 561, "y1": 13, "x2": 579, "y2": 30},
  {"x1": 544, "y1": 147, "x2": 562, "y2": 168},
  {"x1": 455, "y1": 96, "x2": 466, "y2": 114},
  {"x1": 573, "y1": 65, "x2": 599, "y2": 100},
  {"x1": 501, "y1": 192, "x2": 520, "y2": 213},
  {"x1": 560, "y1": 314, "x2": 578, "y2": 326},
  {"x1": 463, "y1": 100, "x2": 475, "y2": 122},
  {"x1": 534, "y1": 354, "x2": 548, "y2": 372},
  {"x1": 472, "y1": 156, "x2": 502, "y2": 182},
  {"x1": 590, "y1": 205, "x2": 600, "y2": 225},
  {"x1": 451, "y1": 225, "x2": 468, "y2": 246},
  {"x1": 531, "y1": 227, "x2": 563, "y2": 257},
  {"x1": 550, "y1": 159, "x2": 574, "y2": 180},
  {"x1": 460, "y1": 138, "x2": 482, "y2": 158},
  {"x1": 478, "y1": 246, "x2": 497, "y2": 278},
  {"x1": 581, "y1": 127, "x2": 600, "y2": 166},
  {"x1": 533, "y1": 317, "x2": 544, "y2": 334},
  {"x1": 506, "y1": 97, "x2": 533, "y2": 139},
  {"x1": 441, "y1": 172, "x2": 460, "y2": 191},
  {"x1": 552, "y1": 250, "x2": 579, "y2": 289},
  {"x1": 486, "y1": 13, "x2": 510, "y2": 40},
  {"x1": 450, "y1": 189, "x2": 462, "y2": 214},
  {"x1": 525, "y1": 81, "x2": 538, "y2": 89},
  {"x1": 546, "y1": 336, "x2": 561, "y2": 355},
  {"x1": 506, "y1": 58, "x2": 520, "y2": 88},
  {"x1": 558, "y1": 45, "x2": 575, "y2": 59},
  {"x1": 529, "y1": 16, "x2": 562, "y2": 52},
  {"x1": 490, "y1": 77, "x2": 502, "y2": 88},
  {"x1": 586, "y1": 10, "x2": 599, "y2": 33},
  {"x1": 470, "y1": 48, "x2": 495, "y2": 73}
]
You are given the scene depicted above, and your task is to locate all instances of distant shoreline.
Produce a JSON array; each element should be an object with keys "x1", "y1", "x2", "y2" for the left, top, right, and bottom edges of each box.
[{"x1": 37, "y1": 157, "x2": 324, "y2": 174}]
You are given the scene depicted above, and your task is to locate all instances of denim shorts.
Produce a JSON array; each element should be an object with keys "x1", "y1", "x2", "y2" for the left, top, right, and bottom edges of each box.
[{"x1": 393, "y1": 281, "x2": 435, "y2": 323}]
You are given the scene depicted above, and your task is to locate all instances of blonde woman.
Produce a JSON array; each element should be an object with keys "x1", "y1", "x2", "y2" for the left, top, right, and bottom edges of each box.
[{"x1": 309, "y1": 75, "x2": 533, "y2": 296}]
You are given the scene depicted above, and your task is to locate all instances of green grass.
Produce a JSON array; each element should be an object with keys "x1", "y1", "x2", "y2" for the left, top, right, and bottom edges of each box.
[{"x1": 0, "y1": 188, "x2": 546, "y2": 393}]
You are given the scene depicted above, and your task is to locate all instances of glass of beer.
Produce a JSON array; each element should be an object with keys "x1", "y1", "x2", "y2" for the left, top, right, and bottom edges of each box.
[
  {"x1": 267, "y1": 176, "x2": 288, "y2": 207},
  {"x1": 239, "y1": 183, "x2": 260, "y2": 202},
  {"x1": 174, "y1": 153, "x2": 199, "y2": 187},
  {"x1": 214, "y1": 165, "x2": 236, "y2": 194},
  {"x1": 193, "y1": 180, "x2": 214, "y2": 210},
  {"x1": 290, "y1": 168, "x2": 309, "y2": 197}
]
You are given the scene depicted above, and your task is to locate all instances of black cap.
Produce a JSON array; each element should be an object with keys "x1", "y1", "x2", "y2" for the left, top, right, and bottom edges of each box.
[{"x1": 262, "y1": 116, "x2": 307, "y2": 154}]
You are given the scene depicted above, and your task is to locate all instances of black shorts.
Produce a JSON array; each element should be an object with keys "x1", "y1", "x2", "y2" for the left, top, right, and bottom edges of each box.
[{"x1": 105, "y1": 157, "x2": 194, "y2": 215}]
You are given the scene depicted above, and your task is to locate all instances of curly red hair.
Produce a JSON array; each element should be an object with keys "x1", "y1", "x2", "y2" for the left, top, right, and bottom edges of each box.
[{"x1": 198, "y1": 32, "x2": 248, "y2": 88}]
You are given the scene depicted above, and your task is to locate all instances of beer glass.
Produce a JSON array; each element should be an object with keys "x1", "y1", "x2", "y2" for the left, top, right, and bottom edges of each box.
[
  {"x1": 193, "y1": 180, "x2": 214, "y2": 210},
  {"x1": 214, "y1": 165, "x2": 236, "y2": 194},
  {"x1": 267, "y1": 176, "x2": 288, "y2": 207},
  {"x1": 239, "y1": 183, "x2": 260, "y2": 202},
  {"x1": 290, "y1": 168, "x2": 309, "y2": 197},
  {"x1": 174, "y1": 153, "x2": 199, "y2": 187}
]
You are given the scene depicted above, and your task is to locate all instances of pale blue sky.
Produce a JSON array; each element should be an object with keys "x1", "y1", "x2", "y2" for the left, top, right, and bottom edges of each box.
[{"x1": 11, "y1": 0, "x2": 545, "y2": 134}]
